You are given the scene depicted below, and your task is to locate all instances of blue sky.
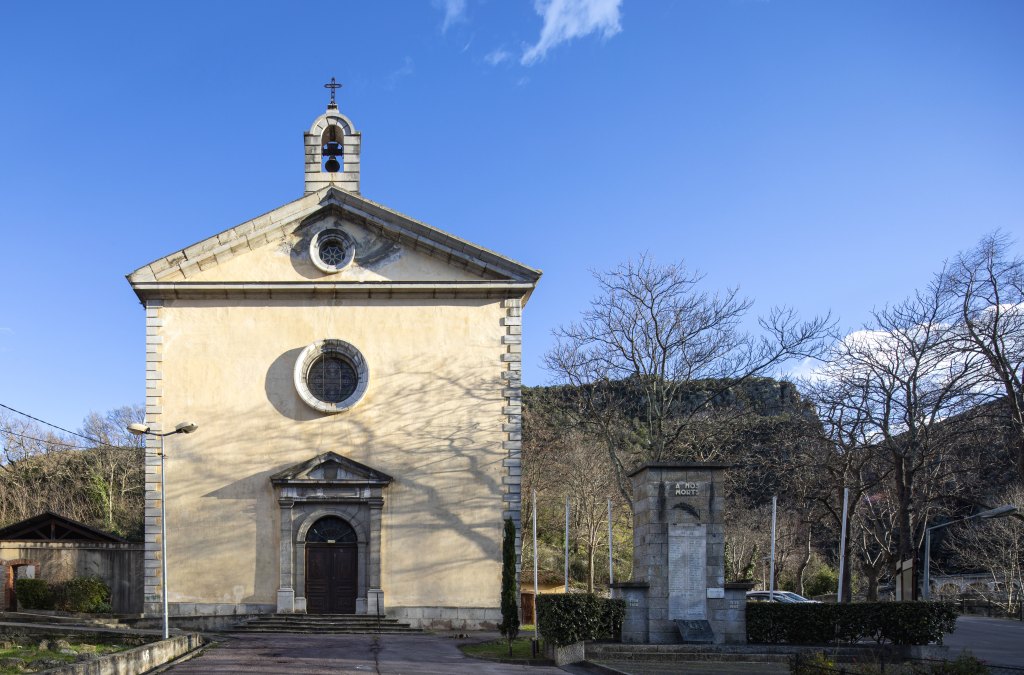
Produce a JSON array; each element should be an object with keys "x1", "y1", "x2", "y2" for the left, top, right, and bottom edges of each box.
[{"x1": 1, "y1": 0, "x2": 1022, "y2": 432}]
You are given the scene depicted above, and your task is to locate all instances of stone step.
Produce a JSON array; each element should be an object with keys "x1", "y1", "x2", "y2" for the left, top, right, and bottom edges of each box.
[
  {"x1": 243, "y1": 618, "x2": 405, "y2": 623},
  {"x1": 588, "y1": 652, "x2": 791, "y2": 664},
  {"x1": 246, "y1": 618, "x2": 403, "y2": 622},
  {"x1": 591, "y1": 659, "x2": 790, "y2": 674},
  {"x1": 0, "y1": 612, "x2": 128, "y2": 628},
  {"x1": 232, "y1": 613, "x2": 420, "y2": 634},
  {"x1": 589, "y1": 644, "x2": 878, "y2": 660},
  {"x1": 240, "y1": 621, "x2": 410, "y2": 627},
  {"x1": 237, "y1": 622, "x2": 413, "y2": 626},
  {"x1": 228, "y1": 627, "x2": 423, "y2": 634}
]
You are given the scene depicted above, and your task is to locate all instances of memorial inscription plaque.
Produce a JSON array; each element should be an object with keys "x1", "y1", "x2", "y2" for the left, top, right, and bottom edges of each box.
[{"x1": 668, "y1": 523, "x2": 707, "y2": 621}]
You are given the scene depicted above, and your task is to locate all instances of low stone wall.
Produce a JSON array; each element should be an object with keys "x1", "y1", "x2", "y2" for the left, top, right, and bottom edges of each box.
[
  {"x1": 388, "y1": 606, "x2": 500, "y2": 630},
  {"x1": 1, "y1": 543, "x2": 143, "y2": 614},
  {"x1": 48, "y1": 633, "x2": 202, "y2": 675}
]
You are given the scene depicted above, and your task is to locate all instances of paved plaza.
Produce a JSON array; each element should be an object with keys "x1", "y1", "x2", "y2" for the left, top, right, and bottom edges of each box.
[
  {"x1": 164, "y1": 632, "x2": 564, "y2": 675},
  {"x1": 160, "y1": 615, "x2": 1024, "y2": 674},
  {"x1": 944, "y1": 615, "x2": 1024, "y2": 668}
]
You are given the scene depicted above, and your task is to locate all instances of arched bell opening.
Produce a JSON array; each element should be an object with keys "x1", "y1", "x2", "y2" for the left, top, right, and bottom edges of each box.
[{"x1": 321, "y1": 123, "x2": 345, "y2": 173}]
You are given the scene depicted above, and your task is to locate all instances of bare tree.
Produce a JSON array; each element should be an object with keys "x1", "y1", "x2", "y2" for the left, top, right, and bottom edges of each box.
[
  {"x1": 795, "y1": 373, "x2": 883, "y2": 602},
  {"x1": 80, "y1": 405, "x2": 146, "y2": 533},
  {"x1": 0, "y1": 406, "x2": 145, "y2": 538},
  {"x1": 545, "y1": 255, "x2": 832, "y2": 503},
  {"x1": 943, "y1": 233, "x2": 1024, "y2": 481},
  {"x1": 803, "y1": 282, "x2": 984, "y2": 601},
  {"x1": 947, "y1": 483, "x2": 1024, "y2": 616},
  {"x1": 523, "y1": 388, "x2": 627, "y2": 592}
]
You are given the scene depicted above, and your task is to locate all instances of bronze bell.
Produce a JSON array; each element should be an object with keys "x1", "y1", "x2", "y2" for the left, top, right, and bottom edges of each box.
[{"x1": 323, "y1": 139, "x2": 343, "y2": 172}]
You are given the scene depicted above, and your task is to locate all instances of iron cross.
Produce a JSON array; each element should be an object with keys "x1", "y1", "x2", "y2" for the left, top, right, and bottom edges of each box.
[{"x1": 324, "y1": 77, "x2": 343, "y2": 106}]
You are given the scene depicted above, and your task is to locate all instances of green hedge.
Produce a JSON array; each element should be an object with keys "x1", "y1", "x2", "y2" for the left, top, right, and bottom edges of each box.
[
  {"x1": 536, "y1": 594, "x2": 626, "y2": 647},
  {"x1": 14, "y1": 578, "x2": 53, "y2": 610},
  {"x1": 747, "y1": 602, "x2": 957, "y2": 646},
  {"x1": 14, "y1": 576, "x2": 111, "y2": 613},
  {"x1": 54, "y1": 576, "x2": 111, "y2": 613}
]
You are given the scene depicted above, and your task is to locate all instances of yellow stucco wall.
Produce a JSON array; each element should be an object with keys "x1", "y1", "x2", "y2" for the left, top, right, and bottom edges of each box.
[{"x1": 157, "y1": 296, "x2": 507, "y2": 608}]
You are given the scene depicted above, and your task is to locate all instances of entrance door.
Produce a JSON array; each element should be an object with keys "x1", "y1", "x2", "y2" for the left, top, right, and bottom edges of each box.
[
  {"x1": 306, "y1": 544, "x2": 358, "y2": 613},
  {"x1": 303, "y1": 516, "x2": 360, "y2": 614}
]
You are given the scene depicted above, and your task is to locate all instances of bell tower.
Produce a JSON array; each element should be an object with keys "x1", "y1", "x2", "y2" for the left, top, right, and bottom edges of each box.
[{"x1": 304, "y1": 78, "x2": 361, "y2": 195}]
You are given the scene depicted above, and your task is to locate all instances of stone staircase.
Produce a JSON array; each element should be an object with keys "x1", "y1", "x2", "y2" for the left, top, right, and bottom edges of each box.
[
  {"x1": 229, "y1": 613, "x2": 421, "y2": 634},
  {"x1": 585, "y1": 644, "x2": 792, "y2": 674}
]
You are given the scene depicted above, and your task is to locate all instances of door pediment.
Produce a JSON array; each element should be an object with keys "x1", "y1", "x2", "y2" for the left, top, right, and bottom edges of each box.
[{"x1": 270, "y1": 451, "x2": 393, "y2": 488}]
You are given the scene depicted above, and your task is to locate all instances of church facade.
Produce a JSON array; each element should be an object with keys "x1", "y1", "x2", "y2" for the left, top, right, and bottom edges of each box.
[{"x1": 127, "y1": 95, "x2": 540, "y2": 628}]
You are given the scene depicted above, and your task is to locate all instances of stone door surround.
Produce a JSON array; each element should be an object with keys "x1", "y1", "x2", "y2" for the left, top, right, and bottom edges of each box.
[{"x1": 271, "y1": 452, "x2": 392, "y2": 614}]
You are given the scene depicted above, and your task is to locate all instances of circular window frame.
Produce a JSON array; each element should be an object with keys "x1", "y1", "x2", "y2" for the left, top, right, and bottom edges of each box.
[
  {"x1": 309, "y1": 228, "x2": 356, "y2": 274},
  {"x1": 294, "y1": 340, "x2": 369, "y2": 414}
]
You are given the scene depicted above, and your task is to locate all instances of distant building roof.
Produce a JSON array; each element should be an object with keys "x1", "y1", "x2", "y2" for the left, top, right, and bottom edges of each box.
[{"x1": 0, "y1": 511, "x2": 126, "y2": 543}]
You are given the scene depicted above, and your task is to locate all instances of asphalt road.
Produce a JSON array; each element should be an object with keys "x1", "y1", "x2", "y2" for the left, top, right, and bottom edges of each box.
[
  {"x1": 163, "y1": 632, "x2": 565, "y2": 675},
  {"x1": 944, "y1": 615, "x2": 1024, "y2": 668}
]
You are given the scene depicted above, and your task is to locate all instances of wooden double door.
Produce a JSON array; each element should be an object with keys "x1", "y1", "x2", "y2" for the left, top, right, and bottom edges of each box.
[{"x1": 305, "y1": 544, "x2": 358, "y2": 614}]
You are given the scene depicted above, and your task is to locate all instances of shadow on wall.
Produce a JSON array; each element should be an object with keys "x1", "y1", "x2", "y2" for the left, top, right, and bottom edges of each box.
[
  {"x1": 186, "y1": 344, "x2": 507, "y2": 606},
  {"x1": 265, "y1": 348, "x2": 321, "y2": 422},
  {"x1": 287, "y1": 211, "x2": 402, "y2": 281}
]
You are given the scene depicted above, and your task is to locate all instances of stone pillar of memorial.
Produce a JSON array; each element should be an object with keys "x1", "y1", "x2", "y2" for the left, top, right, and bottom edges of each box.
[{"x1": 613, "y1": 463, "x2": 747, "y2": 645}]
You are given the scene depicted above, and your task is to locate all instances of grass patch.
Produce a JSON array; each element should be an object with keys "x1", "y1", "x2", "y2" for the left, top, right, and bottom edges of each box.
[
  {"x1": 0, "y1": 641, "x2": 129, "y2": 674},
  {"x1": 460, "y1": 637, "x2": 540, "y2": 661}
]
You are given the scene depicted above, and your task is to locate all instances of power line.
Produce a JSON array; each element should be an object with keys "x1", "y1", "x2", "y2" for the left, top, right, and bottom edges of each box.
[
  {"x1": 0, "y1": 428, "x2": 94, "y2": 451},
  {"x1": 0, "y1": 402, "x2": 104, "y2": 445}
]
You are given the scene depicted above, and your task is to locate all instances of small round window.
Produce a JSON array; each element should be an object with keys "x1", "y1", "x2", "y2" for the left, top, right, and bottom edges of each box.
[
  {"x1": 294, "y1": 339, "x2": 369, "y2": 414},
  {"x1": 310, "y1": 228, "x2": 355, "y2": 274},
  {"x1": 308, "y1": 354, "x2": 358, "y2": 403}
]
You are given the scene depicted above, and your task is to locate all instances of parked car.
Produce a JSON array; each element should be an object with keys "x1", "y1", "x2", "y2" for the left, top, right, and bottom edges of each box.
[
  {"x1": 777, "y1": 591, "x2": 821, "y2": 603},
  {"x1": 746, "y1": 590, "x2": 820, "y2": 603}
]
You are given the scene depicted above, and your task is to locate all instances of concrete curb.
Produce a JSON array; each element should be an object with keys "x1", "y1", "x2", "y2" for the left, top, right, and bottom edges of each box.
[
  {"x1": 146, "y1": 637, "x2": 221, "y2": 673},
  {"x1": 46, "y1": 633, "x2": 204, "y2": 674}
]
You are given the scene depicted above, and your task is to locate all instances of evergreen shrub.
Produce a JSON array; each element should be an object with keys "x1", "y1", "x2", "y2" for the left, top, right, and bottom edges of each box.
[
  {"x1": 536, "y1": 593, "x2": 626, "y2": 647},
  {"x1": 15, "y1": 576, "x2": 111, "y2": 613},
  {"x1": 53, "y1": 576, "x2": 111, "y2": 613},
  {"x1": 14, "y1": 578, "x2": 53, "y2": 610},
  {"x1": 498, "y1": 518, "x2": 520, "y2": 654},
  {"x1": 803, "y1": 566, "x2": 838, "y2": 597},
  {"x1": 747, "y1": 601, "x2": 957, "y2": 646}
]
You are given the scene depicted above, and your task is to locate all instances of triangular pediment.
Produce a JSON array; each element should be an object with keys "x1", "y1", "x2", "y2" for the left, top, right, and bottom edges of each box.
[
  {"x1": 270, "y1": 451, "x2": 393, "y2": 486},
  {"x1": 128, "y1": 187, "x2": 541, "y2": 294}
]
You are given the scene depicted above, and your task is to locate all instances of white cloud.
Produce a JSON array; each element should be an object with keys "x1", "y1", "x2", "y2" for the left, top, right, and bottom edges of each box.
[
  {"x1": 485, "y1": 48, "x2": 511, "y2": 66},
  {"x1": 385, "y1": 57, "x2": 415, "y2": 90},
  {"x1": 435, "y1": 0, "x2": 467, "y2": 32},
  {"x1": 521, "y1": 0, "x2": 623, "y2": 66}
]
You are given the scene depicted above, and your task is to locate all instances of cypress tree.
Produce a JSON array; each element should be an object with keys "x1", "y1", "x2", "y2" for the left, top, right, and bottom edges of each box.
[{"x1": 499, "y1": 517, "x2": 520, "y2": 655}]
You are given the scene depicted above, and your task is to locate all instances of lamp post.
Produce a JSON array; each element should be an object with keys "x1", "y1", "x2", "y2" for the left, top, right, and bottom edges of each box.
[
  {"x1": 923, "y1": 504, "x2": 1018, "y2": 601},
  {"x1": 127, "y1": 421, "x2": 197, "y2": 639}
]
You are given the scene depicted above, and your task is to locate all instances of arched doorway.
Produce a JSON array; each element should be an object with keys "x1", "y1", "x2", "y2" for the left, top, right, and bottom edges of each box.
[{"x1": 304, "y1": 516, "x2": 358, "y2": 614}]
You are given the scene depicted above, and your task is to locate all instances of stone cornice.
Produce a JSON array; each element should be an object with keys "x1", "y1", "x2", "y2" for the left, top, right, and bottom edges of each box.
[{"x1": 130, "y1": 280, "x2": 536, "y2": 302}]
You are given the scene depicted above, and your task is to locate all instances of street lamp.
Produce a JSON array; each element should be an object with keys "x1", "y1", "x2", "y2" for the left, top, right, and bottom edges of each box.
[
  {"x1": 127, "y1": 421, "x2": 198, "y2": 639},
  {"x1": 923, "y1": 504, "x2": 1019, "y2": 601}
]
